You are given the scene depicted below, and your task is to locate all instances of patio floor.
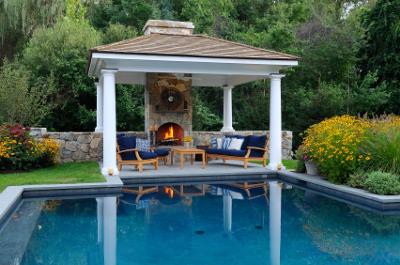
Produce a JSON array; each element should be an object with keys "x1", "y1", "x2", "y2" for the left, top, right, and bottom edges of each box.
[{"x1": 119, "y1": 160, "x2": 276, "y2": 185}]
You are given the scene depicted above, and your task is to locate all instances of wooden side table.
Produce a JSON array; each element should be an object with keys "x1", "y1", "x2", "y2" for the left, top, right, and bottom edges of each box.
[{"x1": 170, "y1": 147, "x2": 206, "y2": 169}]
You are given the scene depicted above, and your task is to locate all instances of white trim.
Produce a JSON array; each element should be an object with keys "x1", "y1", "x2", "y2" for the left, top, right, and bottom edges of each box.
[
  {"x1": 88, "y1": 52, "x2": 298, "y2": 77},
  {"x1": 92, "y1": 52, "x2": 298, "y2": 65}
]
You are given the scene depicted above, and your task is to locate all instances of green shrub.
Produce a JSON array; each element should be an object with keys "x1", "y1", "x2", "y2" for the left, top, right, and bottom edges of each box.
[
  {"x1": 362, "y1": 124, "x2": 400, "y2": 175},
  {"x1": 295, "y1": 146, "x2": 306, "y2": 173},
  {"x1": 364, "y1": 171, "x2": 400, "y2": 195},
  {"x1": 347, "y1": 171, "x2": 367, "y2": 189}
]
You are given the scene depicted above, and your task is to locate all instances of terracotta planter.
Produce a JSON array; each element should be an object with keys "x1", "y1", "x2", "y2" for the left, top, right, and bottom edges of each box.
[{"x1": 305, "y1": 161, "x2": 319, "y2": 175}]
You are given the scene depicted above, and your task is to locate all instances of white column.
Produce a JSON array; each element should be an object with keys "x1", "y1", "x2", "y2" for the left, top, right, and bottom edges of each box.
[
  {"x1": 95, "y1": 81, "x2": 103, "y2": 132},
  {"x1": 221, "y1": 85, "x2": 235, "y2": 132},
  {"x1": 269, "y1": 181, "x2": 282, "y2": 265},
  {"x1": 223, "y1": 194, "x2": 232, "y2": 232},
  {"x1": 101, "y1": 69, "x2": 119, "y2": 176},
  {"x1": 103, "y1": 196, "x2": 117, "y2": 265},
  {"x1": 268, "y1": 74, "x2": 285, "y2": 170}
]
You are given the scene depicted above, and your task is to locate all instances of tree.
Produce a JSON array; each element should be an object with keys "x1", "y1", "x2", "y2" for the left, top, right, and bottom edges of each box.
[
  {"x1": 0, "y1": 0, "x2": 65, "y2": 61},
  {"x1": 0, "y1": 60, "x2": 52, "y2": 125},
  {"x1": 103, "y1": 23, "x2": 138, "y2": 44},
  {"x1": 22, "y1": 19, "x2": 102, "y2": 130},
  {"x1": 359, "y1": 0, "x2": 400, "y2": 113}
]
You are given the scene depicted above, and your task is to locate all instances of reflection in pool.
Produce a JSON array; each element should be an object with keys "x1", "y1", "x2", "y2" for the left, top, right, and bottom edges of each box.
[{"x1": 1, "y1": 181, "x2": 400, "y2": 265}]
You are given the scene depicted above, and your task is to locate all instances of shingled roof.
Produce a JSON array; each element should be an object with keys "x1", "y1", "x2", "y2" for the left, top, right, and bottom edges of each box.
[{"x1": 91, "y1": 33, "x2": 298, "y2": 61}]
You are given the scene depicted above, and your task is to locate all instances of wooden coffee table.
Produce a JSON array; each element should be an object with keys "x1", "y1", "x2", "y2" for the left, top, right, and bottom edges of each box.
[{"x1": 170, "y1": 147, "x2": 206, "y2": 169}]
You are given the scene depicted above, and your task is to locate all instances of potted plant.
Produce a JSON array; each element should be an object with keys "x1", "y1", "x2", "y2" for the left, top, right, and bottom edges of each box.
[
  {"x1": 303, "y1": 154, "x2": 319, "y2": 175},
  {"x1": 296, "y1": 144, "x2": 319, "y2": 175},
  {"x1": 183, "y1": 136, "x2": 193, "y2": 148}
]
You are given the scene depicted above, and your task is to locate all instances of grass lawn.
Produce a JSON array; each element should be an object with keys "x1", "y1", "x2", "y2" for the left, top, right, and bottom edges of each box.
[
  {"x1": 252, "y1": 159, "x2": 299, "y2": 170},
  {"x1": 0, "y1": 161, "x2": 105, "y2": 192}
]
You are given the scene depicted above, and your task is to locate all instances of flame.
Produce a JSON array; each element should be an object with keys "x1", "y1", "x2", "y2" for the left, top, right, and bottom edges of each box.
[
  {"x1": 164, "y1": 125, "x2": 174, "y2": 139},
  {"x1": 164, "y1": 187, "x2": 174, "y2": 198}
]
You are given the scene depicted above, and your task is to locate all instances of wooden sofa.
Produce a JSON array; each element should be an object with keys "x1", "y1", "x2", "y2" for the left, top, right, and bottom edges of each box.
[{"x1": 205, "y1": 135, "x2": 269, "y2": 168}]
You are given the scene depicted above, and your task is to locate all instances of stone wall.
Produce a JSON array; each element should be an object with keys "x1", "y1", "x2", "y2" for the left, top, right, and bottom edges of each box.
[{"x1": 31, "y1": 129, "x2": 292, "y2": 162}]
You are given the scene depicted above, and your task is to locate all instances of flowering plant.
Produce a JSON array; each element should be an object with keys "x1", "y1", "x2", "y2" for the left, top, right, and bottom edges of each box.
[
  {"x1": 301, "y1": 115, "x2": 370, "y2": 183},
  {"x1": 0, "y1": 124, "x2": 59, "y2": 171},
  {"x1": 183, "y1": 136, "x2": 193, "y2": 143}
]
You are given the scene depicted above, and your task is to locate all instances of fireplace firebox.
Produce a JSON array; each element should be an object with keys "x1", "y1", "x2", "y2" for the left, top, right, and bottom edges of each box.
[{"x1": 156, "y1": 122, "x2": 184, "y2": 146}]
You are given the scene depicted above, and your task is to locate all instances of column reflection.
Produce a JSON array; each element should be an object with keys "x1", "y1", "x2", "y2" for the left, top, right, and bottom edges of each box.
[
  {"x1": 223, "y1": 194, "x2": 232, "y2": 232},
  {"x1": 97, "y1": 196, "x2": 117, "y2": 265},
  {"x1": 269, "y1": 181, "x2": 282, "y2": 265}
]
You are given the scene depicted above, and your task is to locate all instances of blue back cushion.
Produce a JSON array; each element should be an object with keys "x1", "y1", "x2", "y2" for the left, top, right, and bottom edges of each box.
[
  {"x1": 118, "y1": 135, "x2": 136, "y2": 151},
  {"x1": 247, "y1": 135, "x2": 267, "y2": 157}
]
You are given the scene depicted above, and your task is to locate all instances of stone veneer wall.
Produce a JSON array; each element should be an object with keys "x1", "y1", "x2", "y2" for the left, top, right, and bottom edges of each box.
[{"x1": 31, "y1": 129, "x2": 292, "y2": 163}]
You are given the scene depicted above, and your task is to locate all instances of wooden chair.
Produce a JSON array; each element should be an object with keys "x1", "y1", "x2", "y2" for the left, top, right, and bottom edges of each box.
[
  {"x1": 229, "y1": 182, "x2": 268, "y2": 198},
  {"x1": 117, "y1": 143, "x2": 158, "y2": 172},
  {"x1": 123, "y1": 186, "x2": 159, "y2": 203}
]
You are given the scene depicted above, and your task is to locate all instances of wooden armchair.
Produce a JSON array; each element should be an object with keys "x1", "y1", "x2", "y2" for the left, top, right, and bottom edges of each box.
[{"x1": 116, "y1": 137, "x2": 158, "y2": 172}]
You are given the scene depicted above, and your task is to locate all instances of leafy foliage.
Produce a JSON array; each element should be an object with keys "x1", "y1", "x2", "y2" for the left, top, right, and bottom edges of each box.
[
  {"x1": 359, "y1": 0, "x2": 400, "y2": 113},
  {"x1": 103, "y1": 23, "x2": 138, "y2": 44},
  {"x1": 361, "y1": 116, "x2": 400, "y2": 175},
  {"x1": 22, "y1": 19, "x2": 102, "y2": 130},
  {"x1": 0, "y1": 0, "x2": 398, "y2": 141},
  {"x1": 0, "y1": 60, "x2": 52, "y2": 125},
  {"x1": 363, "y1": 171, "x2": 400, "y2": 195}
]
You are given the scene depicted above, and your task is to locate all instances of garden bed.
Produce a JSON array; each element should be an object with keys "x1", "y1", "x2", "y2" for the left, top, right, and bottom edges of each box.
[{"x1": 297, "y1": 115, "x2": 400, "y2": 195}]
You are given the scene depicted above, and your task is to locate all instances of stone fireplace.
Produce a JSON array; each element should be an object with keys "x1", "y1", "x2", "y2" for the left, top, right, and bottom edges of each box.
[
  {"x1": 145, "y1": 73, "x2": 192, "y2": 146},
  {"x1": 143, "y1": 20, "x2": 195, "y2": 146}
]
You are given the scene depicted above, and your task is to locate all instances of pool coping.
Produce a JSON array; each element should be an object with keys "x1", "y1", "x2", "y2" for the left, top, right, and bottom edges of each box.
[
  {"x1": 0, "y1": 175, "x2": 123, "y2": 224},
  {"x1": 277, "y1": 171, "x2": 400, "y2": 212}
]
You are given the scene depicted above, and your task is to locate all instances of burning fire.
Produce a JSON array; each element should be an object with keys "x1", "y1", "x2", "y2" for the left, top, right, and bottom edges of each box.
[
  {"x1": 164, "y1": 125, "x2": 174, "y2": 139},
  {"x1": 164, "y1": 187, "x2": 174, "y2": 198}
]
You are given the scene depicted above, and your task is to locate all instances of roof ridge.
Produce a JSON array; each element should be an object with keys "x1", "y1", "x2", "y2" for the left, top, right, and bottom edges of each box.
[{"x1": 201, "y1": 35, "x2": 299, "y2": 59}]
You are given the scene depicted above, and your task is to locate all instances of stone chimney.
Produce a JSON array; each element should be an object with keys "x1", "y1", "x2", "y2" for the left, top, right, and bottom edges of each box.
[{"x1": 143, "y1": 20, "x2": 194, "y2": 35}]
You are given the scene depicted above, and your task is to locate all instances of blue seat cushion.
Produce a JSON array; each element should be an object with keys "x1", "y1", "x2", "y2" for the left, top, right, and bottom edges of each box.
[
  {"x1": 206, "y1": 148, "x2": 247, "y2": 157},
  {"x1": 138, "y1": 151, "x2": 158, "y2": 160},
  {"x1": 120, "y1": 150, "x2": 136, "y2": 160},
  {"x1": 118, "y1": 135, "x2": 136, "y2": 151},
  {"x1": 154, "y1": 148, "x2": 170, "y2": 157},
  {"x1": 247, "y1": 135, "x2": 267, "y2": 157},
  {"x1": 120, "y1": 150, "x2": 157, "y2": 161},
  {"x1": 225, "y1": 135, "x2": 248, "y2": 150}
]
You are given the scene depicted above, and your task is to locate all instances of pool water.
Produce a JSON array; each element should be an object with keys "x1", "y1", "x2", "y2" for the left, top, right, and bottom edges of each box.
[{"x1": 1, "y1": 181, "x2": 400, "y2": 265}]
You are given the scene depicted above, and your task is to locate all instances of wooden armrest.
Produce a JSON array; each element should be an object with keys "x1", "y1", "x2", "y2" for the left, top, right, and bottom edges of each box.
[
  {"x1": 247, "y1": 146, "x2": 267, "y2": 151},
  {"x1": 118, "y1": 148, "x2": 138, "y2": 154}
]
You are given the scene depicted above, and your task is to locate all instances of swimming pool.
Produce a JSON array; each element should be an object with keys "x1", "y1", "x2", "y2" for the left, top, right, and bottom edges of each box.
[{"x1": 1, "y1": 181, "x2": 400, "y2": 265}]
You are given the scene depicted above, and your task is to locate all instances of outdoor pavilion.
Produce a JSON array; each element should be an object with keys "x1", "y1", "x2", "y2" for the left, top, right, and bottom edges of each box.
[{"x1": 87, "y1": 20, "x2": 299, "y2": 175}]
